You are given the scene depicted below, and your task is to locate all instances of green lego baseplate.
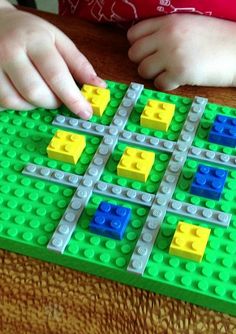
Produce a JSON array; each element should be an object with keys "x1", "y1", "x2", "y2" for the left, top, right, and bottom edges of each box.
[{"x1": 0, "y1": 80, "x2": 236, "y2": 315}]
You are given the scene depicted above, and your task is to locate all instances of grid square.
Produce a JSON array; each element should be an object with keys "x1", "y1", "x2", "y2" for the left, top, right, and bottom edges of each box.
[
  {"x1": 89, "y1": 201, "x2": 131, "y2": 239},
  {"x1": 209, "y1": 115, "x2": 236, "y2": 148},
  {"x1": 140, "y1": 99, "x2": 175, "y2": 131},
  {"x1": 117, "y1": 147, "x2": 155, "y2": 182},
  {"x1": 47, "y1": 130, "x2": 86, "y2": 164},
  {"x1": 169, "y1": 221, "x2": 211, "y2": 262},
  {"x1": 190, "y1": 164, "x2": 228, "y2": 200}
]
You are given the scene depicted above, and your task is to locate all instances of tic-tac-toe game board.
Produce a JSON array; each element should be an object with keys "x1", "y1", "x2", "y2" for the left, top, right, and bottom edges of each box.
[{"x1": 0, "y1": 80, "x2": 235, "y2": 316}]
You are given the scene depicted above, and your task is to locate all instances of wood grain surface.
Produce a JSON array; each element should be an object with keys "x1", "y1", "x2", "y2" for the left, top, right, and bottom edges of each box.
[{"x1": 0, "y1": 7, "x2": 236, "y2": 334}]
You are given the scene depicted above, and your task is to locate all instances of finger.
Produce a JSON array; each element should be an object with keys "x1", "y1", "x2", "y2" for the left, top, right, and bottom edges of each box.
[
  {"x1": 128, "y1": 33, "x2": 160, "y2": 63},
  {"x1": 154, "y1": 72, "x2": 180, "y2": 91},
  {"x1": 55, "y1": 31, "x2": 106, "y2": 88},
  {"x1": 127, "y1": 17, "x2": 164, "y2": 44},
  {"x1": 138, "y1": 53, "x2": 165, "y2": 79},
  {"x1": 4, "y1": 50, "x2": 60, "y2": 109},
  {"x1": 0, "y1": 70, "x2": 35, "y2": 110},
  {"x1": 29, "y1": 44, "x2": 93, "y2": 119}
]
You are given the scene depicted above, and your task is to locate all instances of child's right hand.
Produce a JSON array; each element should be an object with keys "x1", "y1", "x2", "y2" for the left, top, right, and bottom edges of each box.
[
  {"x1": 0, "y1": 5, "x2": 106, "y2": 119},
  {"x1": 127, "y1": 14, "x2": 236, "y2": 91}
]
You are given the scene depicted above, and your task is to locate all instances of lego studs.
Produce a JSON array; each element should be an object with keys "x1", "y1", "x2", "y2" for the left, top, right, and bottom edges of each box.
[
  {"x1": 169, "y1": 221, "x2": 211, "y2": 262},
  {"x1": 209, "y1": 115, "x2": 236, "y2": 148},
  {"x1": 89, "y1": 201, "x2": 131, "y2": 239},
  {"x1": 140, "y1": 99, "x2": 175, "y2": 131},
  {"x1": 81, "y1": 84, "x2": 110, "y2": 116},
  {"x1": 117, "y1": 147, "x2": 155, "y2": 182},
  {"x1": 47, "y1": 130, "x2": 86, "y2": 164},
  {"x1": 190, "y1": 164, "x2": 228, "y2": 200}
]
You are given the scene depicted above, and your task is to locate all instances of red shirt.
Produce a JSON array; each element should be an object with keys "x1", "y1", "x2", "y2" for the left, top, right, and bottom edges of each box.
[{"x1": 59, "y1": 0, "x2": 236, "y2": 24}]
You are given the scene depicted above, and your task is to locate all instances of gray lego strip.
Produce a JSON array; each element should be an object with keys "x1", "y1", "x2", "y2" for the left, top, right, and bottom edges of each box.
[
  {"x1": 23, "y1": 164, "x2": 155, "y2": 207},
  {"x1": 95, "y1": 183, "x2": 231, "y2": 227},
  {"x1": 189, "y1": 147, "x2": 236, "y2": 169},
  {"x1": 110, "y1": 83, "x2": 144, "y2": 130},
  {"x1": 127, "y1": 96, "x2": 209, "y2": 275},
  {"x1": 120, "y1": 132, "x2": 236, "y2": 169},
  {"x1": 47, "y1": 184, "x2": 92, "y2": 253},
  {"x1": 23, "y1": 163, "x2": 231, "y2": 228},
  {"x1": 94, "y1": 181, "x2": 154, "y2": 206},
  {"x1": 53, "y1": 114, "x2": 175, "y2": 154},
  {"x1": 23, "y1": 164, "x2": 82, "y2": 187},
  {"x1": 52, "y1": 82, "x2": 143, "y2": 135},
  {"x1": 47, "y1": 82, "x2": 144, "y2": 253},
  {"x1": 168, "y1": 200, "x2": 231, "y2": 227},
  {"x1": 53, "y1": 115, "x2": 236, "y2": 169},
  {"x1": 53, "y1": 115, "x2": 112, "y2": 137},
  {"x1": 119, "y1": 130, "x2": 175, "y2": 153},
  {"x1": 93, "y1": 182, "x2": 231, "y2": 227},
  {"x1": 23, "y1": 163, "x2": 154, "y2": 206}
]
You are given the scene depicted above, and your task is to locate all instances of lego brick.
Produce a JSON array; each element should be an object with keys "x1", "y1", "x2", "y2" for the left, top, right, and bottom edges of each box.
[
  {"x1": 209, "y1": 115, "x2": 236, "y2": 148},
  {"x1": 128, "y1": 96, "x2": 208, "y2": 275},
  {"x1": 47, "y1": 130, "x2": 86, "y2": 164},
  {"x1": 169, "y1": 221, "x2": 211, "y2": 262},
  {"x1": 192, "y1": 101, "x2": 236, "y2": 164},
  {"x1": 126, "y1": 88, "x2": 194, "y2": 142},
  {"x1": 117, "y1": 147, "x2": 155, "y2": 182},
  {"x1": 140, "y1": 99, "x2": 175, "y2": 131},
  {"x1": 81, "y1": 84, "x2": 110, "y2": 116},
  {"x1": 1, "y1": 79, "x2": 236, "y2": 316},
  {"x1": 190, "y1": 164, "x2": 228, "y2": 200},
  {"x1": 89, "y1": 201, "x2": 131, "y2": 239}
]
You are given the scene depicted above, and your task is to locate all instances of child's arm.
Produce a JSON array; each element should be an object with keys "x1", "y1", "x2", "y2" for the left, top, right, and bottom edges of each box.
[
  {"x1": 127, "y1": 14, "x2": 236, "y2": 90},
  {"x1": 0, "y1": 0, "x2": 105, "y2": 119}
]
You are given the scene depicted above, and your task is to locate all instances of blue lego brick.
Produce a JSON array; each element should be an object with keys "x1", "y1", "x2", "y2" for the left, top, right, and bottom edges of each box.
[
  {"x1": 208, "y1": 115, "x2": 236, "y2": 148},
  {"x1": 190, "y1": 164, "x2": 228, "y2": 200},
  {"x1": 89, "y1": 201, "x2": 131, "y2": 240}
]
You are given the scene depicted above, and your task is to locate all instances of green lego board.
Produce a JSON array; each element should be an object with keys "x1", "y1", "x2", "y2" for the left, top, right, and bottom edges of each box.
[{"x1": 0, "y1": 80, "x2": 235, "y2": 316}]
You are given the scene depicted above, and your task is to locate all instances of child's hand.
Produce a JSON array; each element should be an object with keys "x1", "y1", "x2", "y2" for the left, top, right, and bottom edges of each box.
[
  {"x1": 0, "y1": 6, "x2": 105, "y2": 119},
  {"x1": 127, "y1": 14, "x2": 236, "y2": 90}
]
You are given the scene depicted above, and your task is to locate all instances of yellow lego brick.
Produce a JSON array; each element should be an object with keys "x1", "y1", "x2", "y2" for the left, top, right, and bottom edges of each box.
[
  {"x1": 81, "y1": 84, "x2": 110, "y2": 116},
  {"x1": 117, "y1": 147, "x2": 155, "y2": 182},
  {"x1": 47, "y1": 130, "x2": 86, "y2": 164},
  {"x1": 169, "y1": 221, "x2": 211, "y2": 262},
  {"x1": 140, "y1": 99, "x2": 176, "y2": 131}
]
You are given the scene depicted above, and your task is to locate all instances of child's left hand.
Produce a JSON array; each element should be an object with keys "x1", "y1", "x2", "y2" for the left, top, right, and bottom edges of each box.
[{"x1": 127, "y1": 14, "x2": 236, "y2": 90}]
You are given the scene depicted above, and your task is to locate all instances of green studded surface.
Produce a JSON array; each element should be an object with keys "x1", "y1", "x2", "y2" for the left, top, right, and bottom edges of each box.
[{"x1": 0, "y1": 80, "x2": 235, "y2": 316}]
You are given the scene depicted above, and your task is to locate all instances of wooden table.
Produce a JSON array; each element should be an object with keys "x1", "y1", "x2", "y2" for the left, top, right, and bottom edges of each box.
[{"x1": 0, "y1": 6, "x2": 235, "y2": 334}]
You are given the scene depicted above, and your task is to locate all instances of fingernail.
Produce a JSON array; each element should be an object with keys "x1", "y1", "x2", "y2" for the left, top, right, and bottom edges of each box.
[
  {"x1": 78, "y1": 109, "x2": 92, "y2": 120},
  {"x1": 92, "y1": 75, "x2": 107, "y2": 88},
  {"x1": 98, "y1": 78, "x2": 107, "y2": 87}
]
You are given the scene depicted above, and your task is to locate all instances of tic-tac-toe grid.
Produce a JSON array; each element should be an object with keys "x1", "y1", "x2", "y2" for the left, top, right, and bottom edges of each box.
[{"x1": 0, "y1": 80, "x2": 236, "y2": 315}]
